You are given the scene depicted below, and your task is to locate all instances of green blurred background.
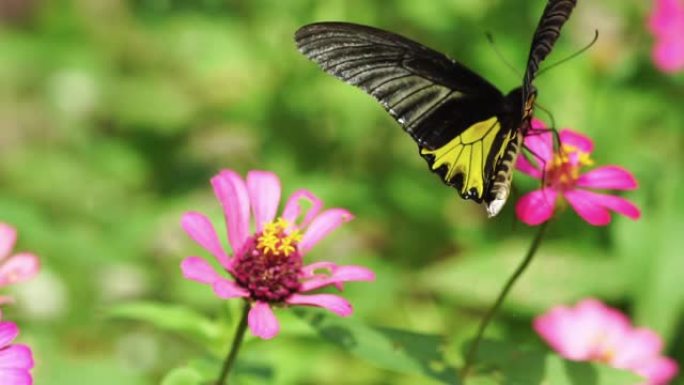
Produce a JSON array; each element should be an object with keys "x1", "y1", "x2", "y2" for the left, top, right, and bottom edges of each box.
[{"x1": 1, "y1": 0, "x2": 682, "y2": 384}]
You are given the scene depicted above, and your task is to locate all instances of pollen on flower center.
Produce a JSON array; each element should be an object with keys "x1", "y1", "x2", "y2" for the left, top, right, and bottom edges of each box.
[
  {"x1": 232, "y1": 218, "x2": 303, "y2": 302},
  {"x1": 546, "y1": 144, "x2": 594, "y2": 190}
]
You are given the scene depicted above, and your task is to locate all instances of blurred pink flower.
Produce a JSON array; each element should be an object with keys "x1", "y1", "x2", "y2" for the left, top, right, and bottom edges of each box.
[
  {"x1": 515, "y1": 120, "x2": 640, "y2": 226},
  {"x1": 534, "y1": 299, "x2": 678, "y2": 385},
  {"x1": 0, "y1": 224, "x2": 40, "y2": 305},
  {"x1": 648, "y1": 0, "x2": 684, "y2": 72},
  {"x1": 0, "y1": 317, "x2": 34, "y2": 385},
  {"x1": 180, "y1": 170, "x2": 375, "y2": 339}
]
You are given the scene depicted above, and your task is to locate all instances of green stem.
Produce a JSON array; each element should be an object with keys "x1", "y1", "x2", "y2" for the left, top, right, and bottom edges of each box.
[
  {"x1": 461, "y1": 221, "x2": 549, "y2": 381},
  {"x1": 216, "y1": 300, "x2": 251, "y2": 385}
]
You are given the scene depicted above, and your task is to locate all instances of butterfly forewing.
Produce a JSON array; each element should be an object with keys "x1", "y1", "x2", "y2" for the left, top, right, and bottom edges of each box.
[
  {"x1": 522, "y1": 0, "x2": 578, "y2": 112},
  {"x1": 295, "y1": 22, "x2": 514, "y2": 201},
  {"x1": 295, "y1": 23, "x2": 506, "y2": 147}
]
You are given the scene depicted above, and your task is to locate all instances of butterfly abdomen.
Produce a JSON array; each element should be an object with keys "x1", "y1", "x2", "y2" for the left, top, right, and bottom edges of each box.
[{"x1": 484, "y1": 132, "x2": 523, "y2": 217}]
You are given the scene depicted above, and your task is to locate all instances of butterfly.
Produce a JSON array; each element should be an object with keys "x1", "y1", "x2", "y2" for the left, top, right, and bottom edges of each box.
[{"x1": 294, "y1": 0, "x2": 577, "y2": 217}]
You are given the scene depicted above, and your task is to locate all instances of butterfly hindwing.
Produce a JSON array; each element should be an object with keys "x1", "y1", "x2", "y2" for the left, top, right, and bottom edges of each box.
[
  {"x1": 295, "y1": 22, "x2": 514, "y2": 201},
  {"x1": 421, "y1": 116, "x2": 517, "y2": 201}
]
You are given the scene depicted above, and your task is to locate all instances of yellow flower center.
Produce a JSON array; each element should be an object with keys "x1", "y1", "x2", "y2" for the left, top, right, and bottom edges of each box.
[
  {"x1": 588, "y1": 333, "x2": 616, "y2": 364},
  {"x1": 232, "y1": 217, "x2": 303, "y2": 302},
  {"x1": 256, "y1": 217, "x2": 302, "y2": 257},
  {"x1": 546, "y1": 144, "x2": 594, "y2": 190}
]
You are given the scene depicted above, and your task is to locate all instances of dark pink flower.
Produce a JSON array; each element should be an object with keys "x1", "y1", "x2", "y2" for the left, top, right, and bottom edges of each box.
[
  {"x1": 180, "y1": 170, "x2": 375, "y2": 339},
  {"x1": 535, "y1": 299, "x2": 678, "y2": 385},
  {"x1": 515, "y1": 120, "x2": 640, "y2": 226},
  {"x1": 0, "y1": 315, "x2": 34, "y2": 385},
  {"x1": 648, "y1": 0, "x2": 684, "y2": 73},
  {"x1": 0, "y1": 224, "x2": 40, "y2": 305}
]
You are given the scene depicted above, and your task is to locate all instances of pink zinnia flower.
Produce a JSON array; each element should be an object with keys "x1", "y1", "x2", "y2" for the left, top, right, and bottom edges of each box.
[
  {"x1": 180, "y1": 170, "x2": 375, "y2": 339},
  {"x1": 534, "y1": 299, "x2": 679, "y2": 385},
  {"x1": 0, "y1": 224, "x2": 40, "y2": 305},
  {"x1": 515, "y1": 120, "x2": 640, "y2": 226},
  {"x1": 648, "y1": 0, "x2": 684, "y2": 73},
  {"x1": 0, "y1": 313, "x2": 34, "y2": 385}
]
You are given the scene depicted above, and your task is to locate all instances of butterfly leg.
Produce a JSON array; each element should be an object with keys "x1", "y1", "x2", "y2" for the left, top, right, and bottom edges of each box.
[{"x1": 521, "y1": 144, "x2": 550, "y2": 187}]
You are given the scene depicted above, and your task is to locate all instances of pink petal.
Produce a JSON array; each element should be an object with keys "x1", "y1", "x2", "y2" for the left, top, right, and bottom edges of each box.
[
  {"x1": 0, "y1": 370, "x2": 32, "y2": 385},
  {"x1": 612, "y1": 328, "x2": 664, "y2": 368},
  {"x1": 565, "y1": 189, "x2": 640, "y2": 225},
  {"x1": 181, "y1": 212, "x2": 231, "y2": 268},
  {"x1": 300, "y1": 261, "x2": 335, "y2": 277},
  {"x1": 515, "y1": 188, "x2": 557, "y2": 226},
  {"x1": 573, "y1": 299, "x2": 632, "y2": 352},
  {"x1": 576, "y1": 166, "x2": 638, "y2": 190},
  {"x1": 559, "y1": 129, "x2": 593, "y2": 154},
  {"x1": 211, "y1": 170, "x2": 251, "y2": 255},
  {"x1": 180, "y1": 258, "x2": 248, "y2": 298},
  {"x1": 0, "y1": 322, "x2": 18, "y2": 349},
  {"x1": 636, "y1": 356, "x2": 679, "y2": 385},
  {"x1": 212, "y1": 278, "x2": 249, "y2": 299},
  {"x1": 653, "y1": 37, "x2": 684, "y2": 73},
  {"x1": 649, "y1": 0, "x2": 684, "y2": 37},
  {"x1": 180, "y1": 256, "x2": 223, "y2": 284},
  {"x1": 0, "y1": 345, "x2": 33, "y2": 369},
  {"x1": 534, "y1": 299, "x2": 630, "y2": 361},
  {"x1": 0, "y1": 253, "x2": 39, "y2": 287},
  {"x1": 0, "y1": 224, "x2": 17, "y2": 262},
  {"x1": 534, "y1": 306, "x2": 594, "y2": 360},
  {"x1": 246, "y1": 171, "x2": 281, "y2": 232},
  {"x1": 281, "y1": 189, "x2": 323, "y2": 229},
  {"x1": 516, "y1": 153, "x2": 543, "y2": 179},
  {"x1": 248, "y1": 301, "x2": 279, "y2": 339},
  {"x1": 299, "y1": 209, "x2": 354, "y2": 255},
  {"x1": 300, "y1": 264, "x2": 375, "y2": 292},
  {"x1": 563, "y1": 190, "x2": 612, "y2": 226},
  {"x1": 286, "y1": 293, "x2": 353, "y2": 317},
  {"x1": 0, "y1": 296, "x2": 15, "y2": 306},
  {"x1": 523, "y1": 129, "x2": 554, "y2": 164}
]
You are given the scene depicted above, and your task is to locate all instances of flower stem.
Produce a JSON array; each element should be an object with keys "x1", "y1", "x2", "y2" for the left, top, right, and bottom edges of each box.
[
  {"x1": 461, "y1": 221, "x2": 549, "y2": 381},
  {"x1": 216, "y1": 300, "x2": 250, "y2": 385}
]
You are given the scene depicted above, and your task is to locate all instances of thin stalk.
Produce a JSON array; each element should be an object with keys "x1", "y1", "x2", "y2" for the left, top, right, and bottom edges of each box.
[
  {"x1": 461, "y1": 221, "x2": 549, "y2": 381},
  {"x1": 216, "y1": 300, "x2": 251, "y2": 385}
]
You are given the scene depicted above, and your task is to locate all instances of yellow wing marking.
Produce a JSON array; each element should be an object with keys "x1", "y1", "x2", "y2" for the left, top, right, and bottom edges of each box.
[{"x1": 420, "y1": 117, "x2": 502, "y2": 198}]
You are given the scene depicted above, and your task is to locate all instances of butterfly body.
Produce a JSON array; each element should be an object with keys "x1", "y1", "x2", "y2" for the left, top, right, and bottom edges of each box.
[{"x1": 295, "y1": 0, "x2": 576, "y2": 217}]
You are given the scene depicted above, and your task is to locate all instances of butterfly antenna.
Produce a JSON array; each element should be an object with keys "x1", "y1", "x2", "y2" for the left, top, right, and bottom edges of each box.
[
  {"x1": 537, "y1": 30, "x2": 599, "y2": 77},
  {"x1": 486, "y1": 32, "x2": 522, "y2": 78}
]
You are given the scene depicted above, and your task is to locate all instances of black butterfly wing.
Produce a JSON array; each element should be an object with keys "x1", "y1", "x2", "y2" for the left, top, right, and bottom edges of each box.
[
  {"x1": 522, "y1": 0, "x2": 578, "y2": 109},
  {"x1": 295, "y1": 22, "x2": 515, "y2": 201}
]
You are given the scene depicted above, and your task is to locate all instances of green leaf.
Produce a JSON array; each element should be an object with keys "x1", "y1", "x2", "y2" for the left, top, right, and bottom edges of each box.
[
  {"x1": 295, "y1": 308, "x2": 459, "y2": 384},
  {"x1": 471, "y1": 339, "x2": 643, "y2": 385},
  {"x1": 109, "y1": 76, "x2": 198, "y2": 133},
  {"x1": 161, "y1": 367, "x2": 204, "y2": 385},
  {"x1": 420, "y1": 241, "x2": 626, "y2": 314},
  {"x1": 108, "y1": 301, "x2": 221, "y2": 346},
  {"x1": 615, "y1": 164, "x2": 684, "y2": 343}
]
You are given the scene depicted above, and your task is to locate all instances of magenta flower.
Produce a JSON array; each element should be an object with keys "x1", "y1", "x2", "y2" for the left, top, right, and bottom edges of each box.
[
  {"x1": 515, "y1": 120, "x2": 640, "y2": 226},
  {"x1": 534, "y1": 299, "x2": 678, "y2": 385},
  {"x1": 180, "y1": 170, "x2": 375, "y2": 339},
  {"x1": 0, "y1": 224, "x2": 40, "y2": 305},
  {"x1": 0, "y1": 315, "x2": 34, "y2": 385},
  {"x1": 648, "y1": 0, "x2": 684, "y2": 73}
]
